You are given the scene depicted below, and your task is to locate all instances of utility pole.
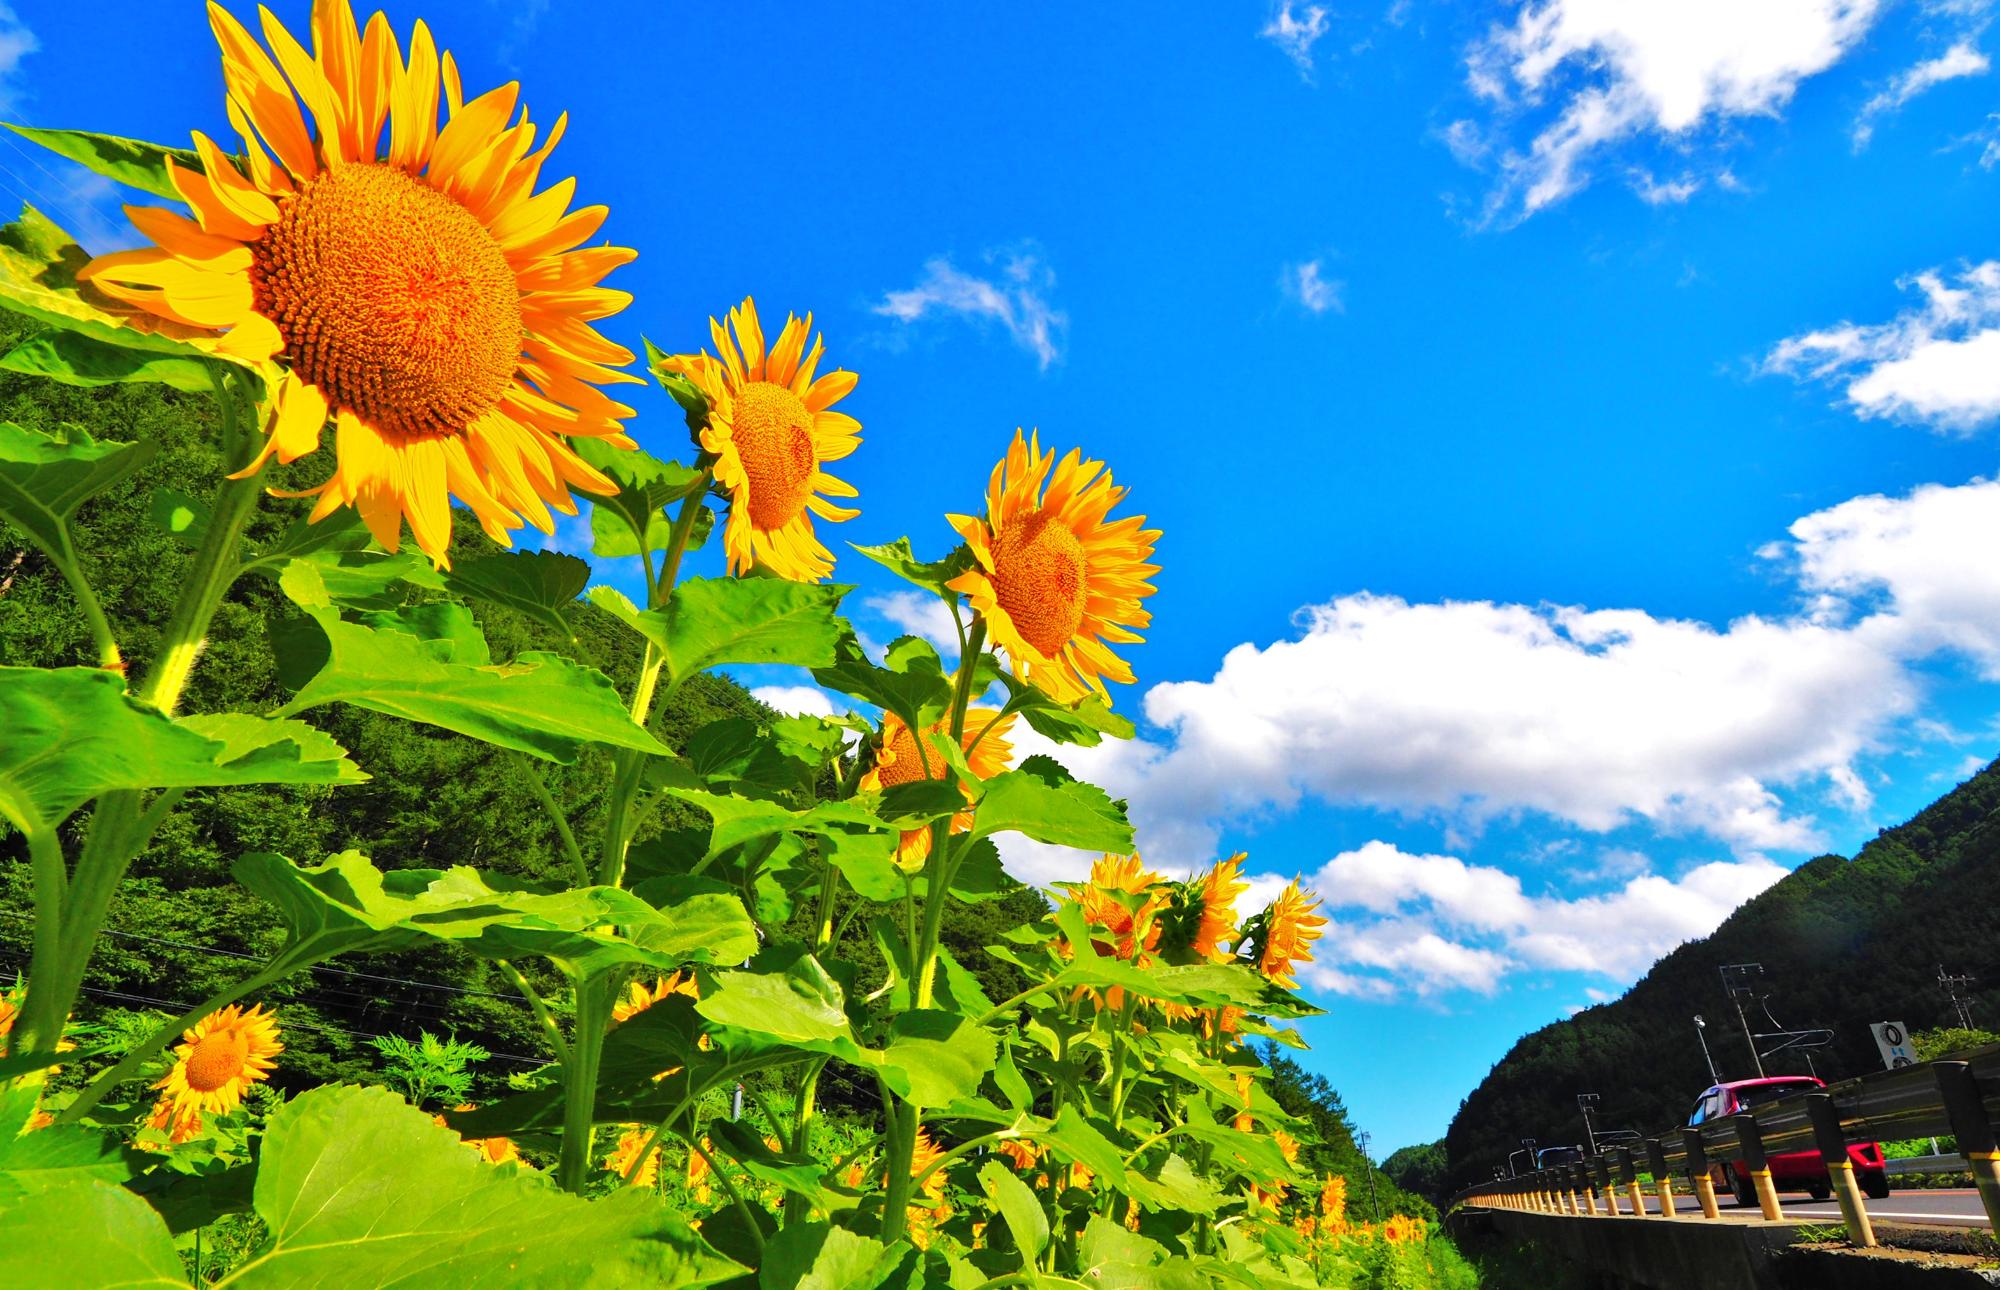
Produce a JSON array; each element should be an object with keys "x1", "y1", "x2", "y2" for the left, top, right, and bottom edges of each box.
[
  {"x1": 1358, "y1": 1130, "x2": 1378, "y2": 1221},
  {"x1": 1940, "y1": 965, "x2": 1978, "y2": 1030},
  {"x1": 1694, "y1": 1014, "x2": 1721, "y2": 1083},
  {"x1": 1577, "y1": 1093, "x2": 1600, "y2": 1154},
  {"x1": 1721, "y1": 963, "x2": 1767, "y2": 1078}
]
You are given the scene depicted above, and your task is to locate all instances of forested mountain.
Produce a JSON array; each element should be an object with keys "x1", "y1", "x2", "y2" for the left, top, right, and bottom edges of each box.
[{"x1": 1445, "y1": 761, "x2": 2000, "y2": 1188}]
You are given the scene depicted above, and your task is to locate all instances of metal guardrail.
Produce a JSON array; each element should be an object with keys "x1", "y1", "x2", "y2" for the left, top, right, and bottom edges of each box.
[
  {"x1": 1452, "y1": 1046, "x2": 2000, "y2": 1249},
  {"x1": 1884, "y1": 1153, "x2": 1969, "y2": 1177}
]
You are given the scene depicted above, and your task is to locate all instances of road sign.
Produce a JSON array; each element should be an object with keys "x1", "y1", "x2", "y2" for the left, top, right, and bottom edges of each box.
[{"x1": 1870, "y1": 1021, "x2": 1916, "y2": 1069}]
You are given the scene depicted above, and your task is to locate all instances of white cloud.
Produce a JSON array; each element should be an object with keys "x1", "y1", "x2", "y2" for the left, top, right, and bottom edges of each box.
[
  {"x1": 0, "y1": 4, "x2": 36, "y2": 115},
  {"x1": 1628, "y1": 168, "x2": 1701, "y2": 205},
  {"x1": 1461, "y1": 0, "x2": 1882, "y2": 223},
  {"x1": 1282, "y1": 259, "x2": 1345, "y2": 314},
  {"x1": 1261, "y1": 2, "x2": 1333, "y2": 80},
  {"x1": 1288, "y1": 841, "x2": 1788, "y2": 998},
  {"x1": 751, "y1": 685, "x2": 847, "y2": 719},
  {"x1": 1853, "y1": 37, "x2": 1989, "y2": 150},
  {"x1": 874, "y1": 248, "x2": 1066, "y2": 370},
  {"x1": 865, "y1": 591, "x2": 961, "y2": 661},
  {"x1": 1764, "y1": 261, "x2": 2000, "y2": 431}
]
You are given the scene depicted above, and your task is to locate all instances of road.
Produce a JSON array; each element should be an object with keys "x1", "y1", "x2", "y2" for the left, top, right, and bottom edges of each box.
[{"x1": 1586, "y1": 1188, "x2": 1991, "y2": 1229}]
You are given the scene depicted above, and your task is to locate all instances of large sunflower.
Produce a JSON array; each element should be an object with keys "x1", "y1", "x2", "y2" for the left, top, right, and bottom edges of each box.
[
  {"x1": 948, "y1": 430, "x2": 1160, "y2": 704},
  {"x1": 658, "y1": 298, "x2": 860, "y2": 581},
  {"x1": 857, "y1": 707, "x2": 1015, "y2": 867},
  {"x1": 606, "y1": 1126, "x2": 661, "y2": 1187},
  {"x1": 152, "y1": 1003, "x2": 282, "y2": 1120},
  {"x1": 81, "y1": 1, "x2": 637, "y2": 566},
  {"x1": 1254, "y1": 879, "x2": 1328, "y2": 988},
  {"x1": 1189, "y1": 854, "x2": 1248, "y2": 963},
  {"x1": 1077, "y1": 853, "x2": 1166, "y2": 960}
]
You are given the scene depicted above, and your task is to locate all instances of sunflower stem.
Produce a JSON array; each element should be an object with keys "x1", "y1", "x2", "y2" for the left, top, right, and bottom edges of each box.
[
  {"x1": 45, "y1": 547, "x2": 122, "y2": 673},
  {"x1": 496, "y1": 959, "x2": 569, "y2": 1064},
  {"x1": 56, "y1": 956, "x2": 294, "y2": 1126},
  {"x1": 556, "y1": 975, "x2": 612, "y2": 1193},
  {"x1": 513, "y1": 754, "x2": 587, "y2": 887}
]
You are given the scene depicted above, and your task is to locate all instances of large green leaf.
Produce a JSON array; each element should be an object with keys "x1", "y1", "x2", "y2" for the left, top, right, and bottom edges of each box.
[
  {"x1": 655, "y1": 786, "x2": 892, "y2": 861},
  {"x1": 997, "y1": 673, "x2": 1137, "y2": 748},
  {"x1": 0, "y1": 1121, "x2": 143, "y2": 1193},
  {"x1": 220, "y1": 1085, "x2": 740, "y2": 1287},
  {"x1": 697, "y1": 956, "x2": 853, "y2": 1047},
  {"x1": 6, "y1": 124, "x2": 201, "y2": 200},
  {"x1": 571, "y1": 439, "x2": 706, "y2": 559},
  {"x1": 0, "y1": 329, "x2": 211, "y2": 392},
  {"x1": 0, "y1": 1178, "x2": 186, "y2": 1289},
  {"x1": 881, "y1": 1009, "x2": 996, "y2": 1106},
  {"x1": 812, "y1": 633, "x2": 952, "y2": 733},
  {"x1": 591, "y1": 576, "x2": 848, "y2": 691},
  {"x1": 235, "y1": 851, "x2": 756, "y2": 982},
  {"x1": 979, "y1": 1161, "x2": 1049, "y2": 1263},
  {"x1": 970, "y1": 755, "x2": 1133, "y2": 852},
  {"x1": 0, "y1": 668, "x2": 363, "y2": 837},
  {"x1": 850, "y1": 537, "x2": 974, "y2": 600},
  {"x1": 0, "y1": 205, "x2": 210, "y2": 359},
  {"x1": 0, "y1": 420, "x2": 156, "y2": 564},
  {"x1": 759, "y1": 1224, "x2": 913, "y2": 1290},
  {"x1": 445, "y1": 550, "x2": 590, "y2": 637},
  {"x1": 275, "y1": 563, "x2": 666, "y2": 763}
]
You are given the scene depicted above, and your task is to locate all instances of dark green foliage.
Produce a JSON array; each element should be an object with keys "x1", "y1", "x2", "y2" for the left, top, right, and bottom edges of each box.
[
  {"x1": 1260, "y1": 1045, "x2": 1437, "y2": 1222},
  {"x1": 1381, "y1": 1138, "x2": 1449, "y2": 1210},
  {"x1": 1445, "y1": 761, "x2": 2000, "y2": 1190}
]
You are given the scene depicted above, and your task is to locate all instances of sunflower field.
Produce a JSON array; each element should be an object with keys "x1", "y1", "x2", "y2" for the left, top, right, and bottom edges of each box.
[{"x1": 0, "y1": 4, "x2": 1470, "y2": 1287}]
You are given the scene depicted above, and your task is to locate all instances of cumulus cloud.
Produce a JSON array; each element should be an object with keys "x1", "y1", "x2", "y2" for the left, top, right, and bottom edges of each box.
[
  {"x1": 1853, "y1": 37, "x2": 1989, "y2": 150},
  {"x1": 0, "y1": 4, "x2": 36, "y2": 115},
  {"x1": 865, "y1": 591, "x2": 961, "y2": 661},
  {"x1": 1764, "y1": 261, "x2": 2000, "y2": 431},
  {"x1": 874, "y1": 248, "x2": 1066, "y2": 369},
  {"x1": 1282, "y1": 259, "x2": 1344, "y2": 314},
  {"x1": 1457, "y1": 0, "x2": 1881, "y2": 223},
  {"x1": 1294, "y1": 841, "x2": 1788, "y2": 998},
  {"x1": 751, "y1": 685, "x2": 847, "y2": 719},
  {"x1": 1261, "y1": 2, "x2": 1333, "y2": 80}
]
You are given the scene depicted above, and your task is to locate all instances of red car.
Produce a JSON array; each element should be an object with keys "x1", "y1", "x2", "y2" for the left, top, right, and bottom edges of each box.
[{"x1": 1686, "y1": 1076, "x2": 1889, "y2": 1203}]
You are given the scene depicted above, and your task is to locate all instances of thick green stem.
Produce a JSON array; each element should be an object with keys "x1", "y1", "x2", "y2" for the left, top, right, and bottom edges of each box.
[
  {"x1": 514, "y1": 755, "x2": 587, "y2": 887},
  {"x1": 57, "y1": 956, "x2": 297, "y2": 1125},
  {"x1": 556, "y1": 977, "x2": 612, "y2": 1193},
  {"x1": 47, "y1": 550, "x2": 121, "y2": 672}
]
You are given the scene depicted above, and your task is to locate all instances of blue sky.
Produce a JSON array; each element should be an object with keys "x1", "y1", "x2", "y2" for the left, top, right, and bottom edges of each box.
[{"x1": 8, "y1": 0, "x2": 2000, "y2": 1156}]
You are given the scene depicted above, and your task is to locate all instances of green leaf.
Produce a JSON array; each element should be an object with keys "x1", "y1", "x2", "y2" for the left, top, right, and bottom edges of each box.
[
  {"x1": 0, "y1": 420, "x2": 156, "y2": 564},
  {"x1": 0, "y1": 205, "x2": 210, "y2": 359},
  {"x1": 1040, "y1": 1106, "x2": 1130, "y2": 1188},
  {"x1": 275, "y1": 550, "x2": 443, "y2": 611},
  {"x1": 235, "y1": 851, "x2": 755, "y2": 981},
  {"x1": 655, "y1": 787, "x2": 892, "y2": 862},
  {"x1": 971, "y1": 755, "x2": 1133, "y2": 852},
  {"x1": 149, "y1": 486, "x2": 208, "y2": 545},
  {"x1": 276, "y1": 568, "x2": 668, "y2": 764},
  {"x1": 882, "y1": 1009, "x2": 996, "y2": 1107},
  {"x1": 819, "y1": 825, "x2": 903, "y2": 902},
  {"x1": 875, "y1": 778, "x2": 966, "y2": 829},
  {"x1": 445, "y1": 550, "x2": 590, "y2": 637},
  {"x1": 0, "y1": 1122, "x2": 143, "y2": 1192},
  {"x1": 595, "y1": 577, "x2": 849, "y2": 692},
  {"x1": 0, "y1": 668, "x2": 364, "y2": 836},
  {"x1": 705, "y1": 1120, "x2": 855, "y2": 1216},
  {"x1": 6, "y1": 124, "x2": 201, "y2": 200},
  {"x1": 572, "y1": 439, "x2": 705, "y2": 558},
  {"x1": 994, "y1": 1040, "x2": 1032, "y2": 1113},
  {"x1": 0, "y1": 1178, "x2": 187, "y2": 1289},
  {"x1": 1001, "y1": 674, "x2": 1137, "y2": 748},
  {"x1": 697, "y1": 957, "x2": 853, "y2": 1047},
  {"x1": 979, "y1": 1161, "x2": 1050, "y2": 1263},
  {"x1": 851, "y1": 537, "x2": 974, "y2": 600},
  {"x1": 220, "y1": 1085, "x2": 740, "y2": 1287},
  {"x1": 1124, "y1": 1153, "x2": 1226, "y2": 1217},
  {"x1": 0, "y1": 329, "x2": 211, "y2": 392},
  {"x1": 812, "y1": 633, "x2": 952, "y2": 733},
  {"x1": 759, "y1": 1224, "x2": 913, "y2": 1290},
  {"x1": 249, "y1": 506, "x2": 371, "y2": 569}
]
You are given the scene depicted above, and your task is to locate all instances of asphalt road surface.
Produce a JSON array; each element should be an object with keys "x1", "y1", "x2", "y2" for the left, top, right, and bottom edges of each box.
[{"x1": 1583, "y1": 1188, "x2": 1991, "y2": 1228}]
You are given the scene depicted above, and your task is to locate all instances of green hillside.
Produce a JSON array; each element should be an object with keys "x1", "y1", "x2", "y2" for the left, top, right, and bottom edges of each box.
[{"x1": 1445, "y1": 762, "x2": 2000, "y2": 1188}]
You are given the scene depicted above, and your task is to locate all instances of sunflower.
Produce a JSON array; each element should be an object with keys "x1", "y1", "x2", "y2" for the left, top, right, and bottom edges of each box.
[
  {"x1": 909, "y1": 1126, "x2": 949, "y2": 1202},
  {"x1": 948, "y1": 430, "x2": 1160, "y2": 704},
  {"x1": 657, "y1": 298, "x2": 860, "y2": 581},
  {"x1": 996, "y1": 1137, "x2": 1041, "y2": 1172},
  {"x1": 1382, "y1": 1215, "x2": 1426, "y2": 1245},
  {"x1": 152, "y1": 1003, "x2": 282, "y2": 1120},
  {"x1": 858, "y1": 707, "x2": 1015, "y2": 867},
  {"x1": 1078, "y1": 853, "x2": 1166, "y2": 960},
  {"x1": 142, "y1": 1096, "x2": 203, "y2": 1148},
  {"x1": 607, "y1": 1126, "x2": 661, "y2": 1187},
  {"x1": 686, "y1": 1135, "x2": 713, "y2": 1202},
  {"x1": 79, "y1": 1, "x2": 638, "y2": 567},
  {"x1": 1320, "y1": 1174, "x2": 1348, "y2": 1224},
  {"x1": 1255, "y1": 880, "x2": 1329, "y2": 989},
  {"x1": 611, "y1": 971, "x2": 698, "y2": 1024},
  {"x1": 434, "y1": 1105, "x2": 520, "y2": 1165},
  {"x1": 1189, "y1": 854, "x2": 1249, "y2": 963}
]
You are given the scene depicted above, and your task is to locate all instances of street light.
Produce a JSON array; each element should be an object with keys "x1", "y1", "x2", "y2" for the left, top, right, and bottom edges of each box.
[
  {"x1": 1694, "y1": 1014, "x2": 1721, "y2": 1083},
  {"x1": 1721, "y1": 963, "x2": 1768, "y2": 1078},
  {"x1": 1577, "y1": 1093, "x2": 1600, "y2": 1155}
]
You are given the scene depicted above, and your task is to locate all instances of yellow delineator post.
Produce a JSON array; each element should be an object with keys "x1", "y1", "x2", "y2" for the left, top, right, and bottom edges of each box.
[
  {"x1": 1935, "y1": 1062, "x2": 2000, "y2": 1235},
  {"x1": 1685, "y1": 1128, "x2": 1722, "y2": 1220},
  {"x1": 1806, "y1": 1093, "x2": 1875, "y2": 1248},
  {"x1": 1732, "y1": 1113, "x2": 1785, "y2": 1222},
  {"x1": 1619, "y1": 1147, "x2": 1648, "y2": 1217},
  {"x1": 1646, "y1": 1138, "x2": 1678, "y2": 1219},
  {"x1": 1577, "y1": 1164, "x2": 1600, "y2": 1215},
  {"x1": 1595, "y1": 1157, "x2": 1622, "y2": 1216}
]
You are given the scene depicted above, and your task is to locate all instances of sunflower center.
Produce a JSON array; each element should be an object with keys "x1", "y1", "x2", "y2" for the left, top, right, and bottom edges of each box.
[
  {"x1": 251, "y1": 163, "x2": 522, "y2": 441},
  {"x1": 992, "y1": 509, "x2": 1088, "y2": 656},
  {"x1": 877, "y1": 722, "x2": 945, "y2": 787},
  {"x1": 184, "y1": 1030, "x2": 249, "y2": 1093},
  {"x1": 730, "y1": 381, "x2": 818, "y2": 529}
]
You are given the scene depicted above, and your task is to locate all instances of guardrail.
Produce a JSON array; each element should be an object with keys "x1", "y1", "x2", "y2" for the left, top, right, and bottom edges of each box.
[
  {"x1": 1451, "y1": 1046, "x2": 2000, "y2": 1249},
  {"x1": 1884, "y1": 1152, "x2": 1972, "y2": 1177}
]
